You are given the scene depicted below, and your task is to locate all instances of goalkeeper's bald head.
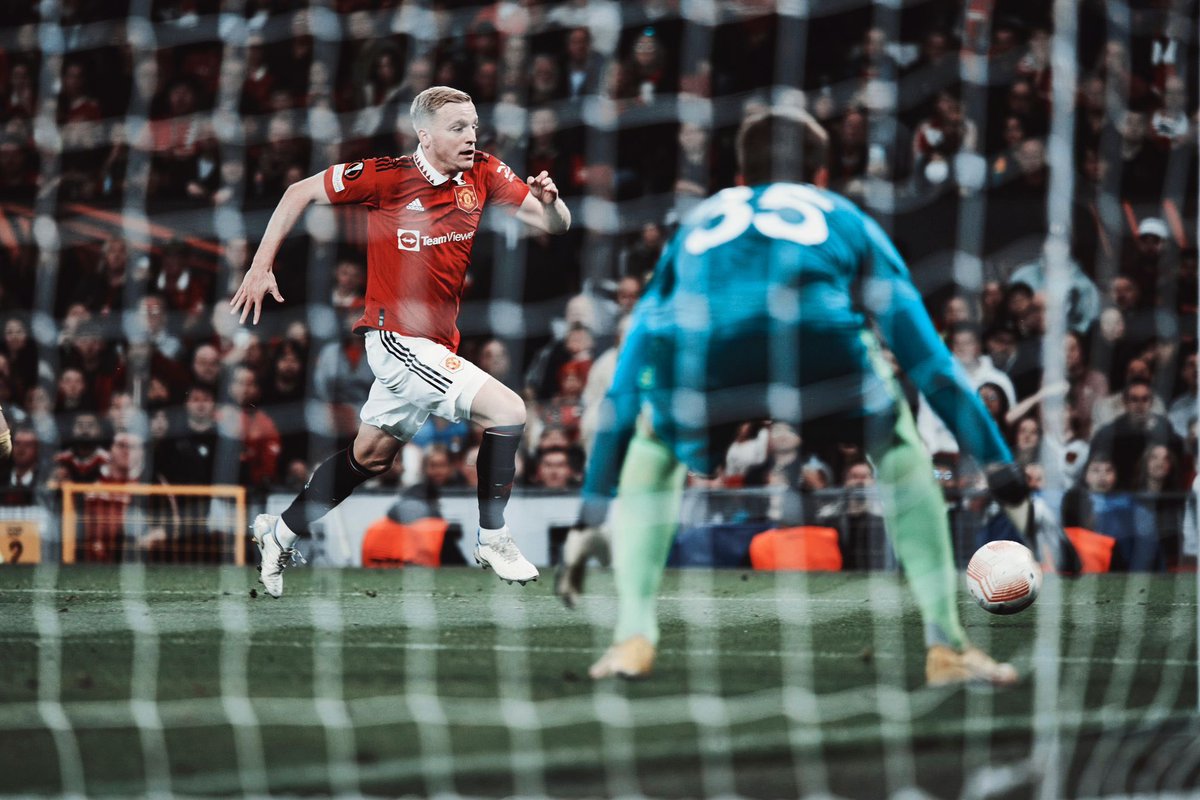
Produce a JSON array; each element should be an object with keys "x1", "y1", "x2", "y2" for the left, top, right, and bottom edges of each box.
[{"x1": 736, "y1": 105, "x2": 829, "y2": 186}]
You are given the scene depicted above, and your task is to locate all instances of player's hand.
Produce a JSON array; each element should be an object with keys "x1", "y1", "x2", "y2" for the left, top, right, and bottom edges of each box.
[
  {"x1": 229, "y1": 266, "x2": 284, "y2": 325},
  {"x1": 526, "y1": 170, "x2": 559, "y2": 205}
]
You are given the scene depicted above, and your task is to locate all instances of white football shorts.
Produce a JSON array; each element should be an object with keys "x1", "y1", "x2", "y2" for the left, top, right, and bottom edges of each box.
[{"x1": 360, "y1": 330, "x2": 490, "y2": 441}]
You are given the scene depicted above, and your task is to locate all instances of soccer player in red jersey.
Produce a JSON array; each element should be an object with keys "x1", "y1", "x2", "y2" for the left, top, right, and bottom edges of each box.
[{"x1": 231, "y1": 86, "x2": 571, "y2": 596}]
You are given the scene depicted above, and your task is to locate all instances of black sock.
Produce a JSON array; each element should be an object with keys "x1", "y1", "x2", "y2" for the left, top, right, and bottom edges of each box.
[
  {"x1": 281, "y1": 447, "x2": 383, "y2": 536},
  {"x1": 477, "y1": 424, "x2": 524, "y2": 530}
]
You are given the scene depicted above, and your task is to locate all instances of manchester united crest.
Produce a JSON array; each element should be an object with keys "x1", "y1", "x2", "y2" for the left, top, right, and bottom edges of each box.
[
  {"x1": 453, "y1": 184, "x2": 479, "y2": 213},
  {"x1": 441, "y1": 355, "x2": 464, "y2": 373}
]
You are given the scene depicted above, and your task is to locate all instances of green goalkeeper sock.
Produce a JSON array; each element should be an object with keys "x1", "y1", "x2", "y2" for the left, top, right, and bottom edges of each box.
[
  {"x1": 612, "y1": 428, "x2": 687, "y2": 646},
  {"x1": 873, "y1": 403, "x2": 967, "y2": 650}
]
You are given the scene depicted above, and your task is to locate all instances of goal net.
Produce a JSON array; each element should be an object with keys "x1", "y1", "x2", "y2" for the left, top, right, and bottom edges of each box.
[{"x1": 0, "y1": 0, "x2": 1197, "y2": 797}]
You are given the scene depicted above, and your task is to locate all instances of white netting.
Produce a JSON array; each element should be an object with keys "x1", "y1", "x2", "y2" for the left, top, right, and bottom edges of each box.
[{"x1": 0, "y1": 0, "x2": 1197, "y2": 797}]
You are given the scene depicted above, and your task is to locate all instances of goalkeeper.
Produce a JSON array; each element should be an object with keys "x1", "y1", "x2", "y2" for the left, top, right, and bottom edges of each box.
[{"x1": 574, "y1": 107, "x2": 1045, "y2": 686}]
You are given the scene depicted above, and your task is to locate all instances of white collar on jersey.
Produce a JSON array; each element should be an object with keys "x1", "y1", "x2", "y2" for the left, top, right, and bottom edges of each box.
[{"x1": 413, "y1": 145, "x2": 466, "y2": 186}]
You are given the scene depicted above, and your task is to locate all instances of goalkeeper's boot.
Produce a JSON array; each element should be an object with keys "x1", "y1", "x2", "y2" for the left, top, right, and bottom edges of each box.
[
  {"x1": 925, "y1": 644, "x2": 1018, "y2": 687},
  {"x1": 474, "y1": 526, "x2": 539, "y2": 585},
  {"x1": 251, "y1": 514, "x2": 305, "y2": 598},
  {"x1": 555, "y1": 525, "x2": 610, "y2": 609},
  {"x1": 589, "y1": 635, "x2": 656, "y2": 680}
]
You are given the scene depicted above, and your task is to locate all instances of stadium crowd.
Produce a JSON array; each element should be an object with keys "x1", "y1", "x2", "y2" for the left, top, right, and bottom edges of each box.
[{"x1": 0, "y1": 0, "x2": 1195, "y2": 568}]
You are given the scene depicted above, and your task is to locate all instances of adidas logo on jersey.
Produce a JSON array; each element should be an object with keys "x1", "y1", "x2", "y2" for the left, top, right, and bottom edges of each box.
[{"x1": 405, "y1": 198, "x2": 425, "y2": 212}]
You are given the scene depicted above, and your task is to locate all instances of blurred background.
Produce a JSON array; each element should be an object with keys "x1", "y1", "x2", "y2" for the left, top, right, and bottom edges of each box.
[{"x1": 0, "y1": 0, "x2": 1195, "y2": 570}]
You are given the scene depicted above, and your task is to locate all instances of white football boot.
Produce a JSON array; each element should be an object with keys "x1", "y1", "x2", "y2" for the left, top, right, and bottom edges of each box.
[
  {"x1": 251, "y1": 514, "x2": 306, "y2": 598},
  {"x1": 474, "y1": 526, "x2": 539, "y2": 585}
]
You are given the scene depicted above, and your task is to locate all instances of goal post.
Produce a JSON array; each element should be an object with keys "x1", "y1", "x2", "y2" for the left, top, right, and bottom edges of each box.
[{"x1": 59, "y1": 482, "x2": 247, "y2": 566}]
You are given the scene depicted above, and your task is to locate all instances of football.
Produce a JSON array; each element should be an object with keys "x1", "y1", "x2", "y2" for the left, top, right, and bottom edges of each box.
[{"x1": 965, "y1": 541, "x2": 1042, "y2": 615}]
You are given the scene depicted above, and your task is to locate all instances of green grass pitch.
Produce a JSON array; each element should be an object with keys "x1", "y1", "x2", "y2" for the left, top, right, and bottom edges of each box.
[{"x1": 0, "y1": 565, "x2": 1196, "y2": 798}]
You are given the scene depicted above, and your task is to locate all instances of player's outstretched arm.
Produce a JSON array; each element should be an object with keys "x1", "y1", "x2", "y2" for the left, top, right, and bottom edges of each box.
[
  {"x1": 516, "y1": 170, "x2": 571, "y2": 234},
  {"x1": 230, "y1": 172, "x2": 329, "y2": 324}
]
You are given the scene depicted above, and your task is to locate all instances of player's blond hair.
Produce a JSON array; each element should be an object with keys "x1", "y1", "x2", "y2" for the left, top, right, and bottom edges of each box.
[{"x1": 410, "y1": 86, "x2": 473, "y2": 131}]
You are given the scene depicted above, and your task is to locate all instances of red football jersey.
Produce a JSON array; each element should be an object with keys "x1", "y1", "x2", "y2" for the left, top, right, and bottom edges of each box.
[{"x1": 323, "y1": 146, "x2": 531, "y2": 351}]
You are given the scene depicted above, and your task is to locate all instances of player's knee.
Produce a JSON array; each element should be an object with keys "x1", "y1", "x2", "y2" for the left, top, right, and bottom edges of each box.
[
  {"x1": 353, "y1": 436, "x2": 401, "y2": 474},
  {"x1": 493, "y1": 396, "x2": 526, "y2": 428}
]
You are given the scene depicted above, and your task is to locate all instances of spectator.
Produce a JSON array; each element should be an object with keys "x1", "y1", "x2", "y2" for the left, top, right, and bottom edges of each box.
[
  {"x1": 624, "y1": 27, "x2": 677, "y2": 103},
  {"x1": 62, "y1": 319, "x2": 119, "y2": 414},
  {"x1": 137, "y1": 295, "x2": 183, "y2": 361},
  {"x1": 330, "y1": 260, "x2": 366, "y2": 313},
  {"x1": 524, "y1": 107, "x2": 580, "y2": 200},
  {"x1": 977, "y1": 382, "x2": 1012, "y2": 441},
  {"x1": 531, "y1": 445, "x2": 578, "y2": 490},
  {"x1": 190, "y1": 342, "x2": 224, "y2": 395},
  {"x1": 918, "y1": 322, "x2": 1015, "y2": 457},
  {"x1": 1091, "y1": 358, "x2": 1166, "y2": 432},
  {"x1": 816, "y1": 459, "x2": 889, "y2": 570},
  {"x1": 528, "y1": 53, "x2": 565, "y2": 106},
  {"x1": 1089, "y1": 378, "x2": 1184, "y2": 491},
  {"x1": 1010, "y1": 415, "x2": 1044, "y2": 468},
  {"x1": 155, "y1": 385, "x2": 219, "y2": 486},
  {"x1": 1110, "y1": 108, "x2": 1167, "y2": 204},
  {"x1": 311, "y1": 309, "x2": 375, "y2": 449},
  {"x1": 1167, "y1": 350, "x2": 1198, "y2": 440},
  {"x1": 1150, "y1": 75, "x2": 1190, "y2": 150},
  {"x1": 1007, "y1": 256, "x2": 1101, "y2": 335},
  {"x1": 1122, "y1": 217, "x2": 1173, "y2": 309},
  {"x1": 410, "y1": 444, "x2": 467, "y2": 498},
  {"x1": 56, "y1": 366, "x2": 93, "y2": 416},
  {"x1": 79, "y1": 430, "x2": 147, "y2": 563},
  {"x1": 723, "y1": 422, "x2": 770, "y2": 487},
  {"x1": 1062, "y1": 329, "x2": 1109, "y2": 439},
  {"x1": 673, "y1": 122, "x2": 713, "y2": 201},
  {"x1": 562, "y1": 26, "x2": 606, "y2": 102},
  {"x1": 114, "y1": 338, "x2": 189, "y2": 410},
  {"x1": 537, "y1": 359, "x2": 588, "y2": 442},
  {"x1": 151, "y1": 240, "x2": 212, "y2": 339},
  {"x1": 913, "y1": 90, "x2": 976, "y2": 184},
  {"x1": 0, "y1": 425, "x2": 39, "y2": 501},
  {"x1": 1135, "y1": 443, "x2": 1187, "y2": 565},
  {"x1": 53, "y1": 411, "x2": 109, "y2": 483},
  {"x1": 106, "y1": 391, "x2": 150, "y2": 439},
  {"x1": 983, "y1": 323, "x2": 1018, "y2": 376},
  {"x1": 476, "y1": 338, "x2": 516, "y2": 389},
  {"x1": 259, "y1": 338, "x2": 309, "y2": 477},
  {"x1": 220, "y1": 364, "x2": 281, "y2": 490},
  {"x1": 70, "y1": 237, "x2": 136, "y2": 318},
  {"x1": 1061, "y1": 454, "x2": 1159, "y2": 571},
  {"x1": 526, "y1": 318, "x2": 596, "y2": 402},
  {"x1": 1, "y1": 315, "x2": 43, "y2": 405},
  {"x1": 984, "y1": 138, "x2": 1049, "y2": 263}
]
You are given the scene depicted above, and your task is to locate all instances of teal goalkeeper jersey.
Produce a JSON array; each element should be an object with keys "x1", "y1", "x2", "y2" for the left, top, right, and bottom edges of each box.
[{"x1": 583, "y1": 182, "x2": 1013, "y2": 498}]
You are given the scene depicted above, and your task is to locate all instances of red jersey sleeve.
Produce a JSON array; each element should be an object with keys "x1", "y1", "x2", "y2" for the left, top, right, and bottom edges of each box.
[
  {"x1": 481, "y1": 156, "x2": 531, "y2": 209},
  {"x1": 323, "y1": 159, "x2": 380, "y2": 207}
]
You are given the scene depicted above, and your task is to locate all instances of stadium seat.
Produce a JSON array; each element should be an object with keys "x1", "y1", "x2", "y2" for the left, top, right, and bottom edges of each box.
[
  {"x1": 1063, "y1": 527, "x2": 1117, "y2": 574},
  {"x1": 666, "y1": 521, "x2": 771, "y2": 568},
  {"x1": 749, "y1": 526, "x2": 844, "y2": 572},
  {"x1": 361, "y1": 516, "x2": 449, "y2": 568}
]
